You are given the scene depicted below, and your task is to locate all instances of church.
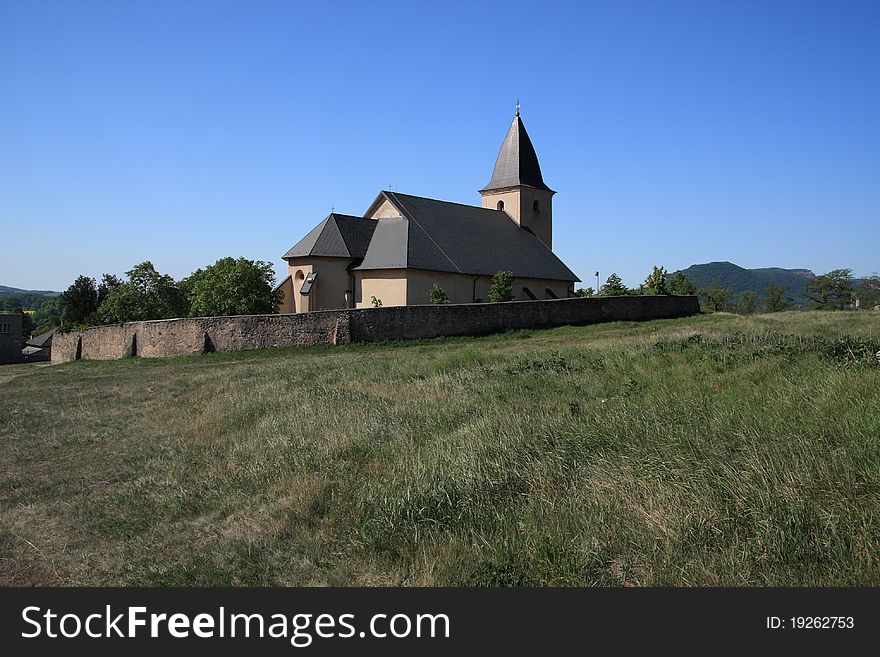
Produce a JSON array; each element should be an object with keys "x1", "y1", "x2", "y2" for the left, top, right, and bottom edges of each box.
[{"x1": 276, "y1": 109, "x2": 580, "y2": 312}]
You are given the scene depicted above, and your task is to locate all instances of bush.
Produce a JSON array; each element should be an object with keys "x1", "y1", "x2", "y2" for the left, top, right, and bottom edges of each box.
[
  {"x1": 488, "y1": 271, "x2": 514, "y2": 302},
  {"x1": 429, "y1": 283, "x2": 450, "y2": 304}
]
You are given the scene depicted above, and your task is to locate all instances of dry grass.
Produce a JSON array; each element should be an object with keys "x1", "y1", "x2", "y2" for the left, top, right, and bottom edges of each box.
[{"x1": 1, "y1": 311, "x2": 879, "y2": 585}]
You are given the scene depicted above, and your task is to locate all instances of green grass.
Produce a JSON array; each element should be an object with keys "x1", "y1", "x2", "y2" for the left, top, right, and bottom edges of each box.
[{"x1": 1, "y1": 311, "x2": 879, "y2": 586}]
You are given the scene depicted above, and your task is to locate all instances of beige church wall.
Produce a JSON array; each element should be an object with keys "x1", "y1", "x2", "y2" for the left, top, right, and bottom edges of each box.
[
  {"x1": 472, "y1": 275, "x2": 570, "y2": 303},
  {"x1": 512, "y1": 277, "x2": 571, "y2": 301},
  {"x1": 517, "y1": 187, "x2": 553, "y2": 249},
  {"x1": 286, "y1": 257, "x2": 356, "y2": 313},
  {"x1": 276, "y1": 276, "x2": 295, "y2": 313},
  {"x1": 481, "y1": 189, "x2": 521, "y2": 220},
  {"x1": 366, "y1": 198, "x2": 402, "y2": 219},
  {"x1": 407, "y1": 270, "x2": 571, "y2": 306},
  {"x1": 481, "y1": 187, "x2": 554, "y2": 249},
  {"x1": 404, "y1": 270, "x2": 480, "y2": 305},
  {"x1": 285, "y1": 261, "x2": 313, "y2": 313},
  {"x1": 355, "y1": 270, "x2": 407, "y2": 308}
]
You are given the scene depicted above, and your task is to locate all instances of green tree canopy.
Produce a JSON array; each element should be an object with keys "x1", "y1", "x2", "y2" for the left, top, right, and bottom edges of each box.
[
  {"x1": 643, "y1": 266, "x2": 668, "y2": 295},
  {"x1": 668, "y1": 271, "x2": 697, "y2": 296},
  {"x1": 32, "y1": 297, "x2": 62, "y2": 334},
  {"x1": 97, "y1": 273, "x2": 124, "y2": 307},
  {"x1": 59, "y1": 275, "x2": 98, "y2": 326},
  {"x1": 762, "y1": 284, "x2": 793, "y2": 312},
  {"x1": 704, "y1": 283, "x2": 735, "y2": 312},
  {"x1": 185, "y1": 257, "x2": 280, "y2": 317},
  {"x1": 17, "y1": 309, "x2": 35, "y2": 338},
  {"x1": 807, "y1": 268, "x2": 853, "y2": 310},
  {"x1": 488, "y1": 270, "x2": 514, "y2": 302},
  {"x1": 599, "y1": 273, "x2": 628, "y2": 296},
  {"x1": 575, "y1": 287, "x2": 594, "y2": 297},
  {"x1": 97, "y1": 261, "x2": 187, "y2": 324},
  {"x1": 737, "y1": 290, "x2": 759, "y2": 315},
  {"x1": 854, "y1": 274, "x2": 880, "y2": 310},
  {"x1": 429, "y1": 283, "x2": 450, "y2": 305}
]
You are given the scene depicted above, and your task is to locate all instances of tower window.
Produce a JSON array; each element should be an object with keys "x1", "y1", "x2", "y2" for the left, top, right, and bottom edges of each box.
[
  {"x1": 497, "y1": 200, "x2": 504, "y2": 211},
  {"x1": 533, "y1": 200, "x2": 540, "y2": 213}
]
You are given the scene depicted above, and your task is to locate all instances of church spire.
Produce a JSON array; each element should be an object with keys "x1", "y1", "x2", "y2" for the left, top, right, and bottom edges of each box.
[
  {"x1": 480, "y1": 109, "x2": 553, "y2": 193},
  {"x1": 479, "y1": 109, "x2": 555, "y2": 250}
]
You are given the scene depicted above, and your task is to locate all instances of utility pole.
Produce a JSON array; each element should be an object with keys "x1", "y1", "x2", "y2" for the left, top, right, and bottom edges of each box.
[{"x1": 595, "y1": 271, "x2": 600, "y2": 293}]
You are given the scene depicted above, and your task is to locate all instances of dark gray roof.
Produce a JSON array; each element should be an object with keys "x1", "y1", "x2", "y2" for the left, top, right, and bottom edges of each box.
[
  {"x1": 354, "y1": 192, "x2": 578, "y2": 282},
  {"x1": 284, "y1": 214, "x2": 377, "y2": 259},
  {"x1": 25, "y1": 329, "x2": 54, "y2": 348},
  {"x1": 481, "y1": 114, "x2": 553, "y2": 193}
]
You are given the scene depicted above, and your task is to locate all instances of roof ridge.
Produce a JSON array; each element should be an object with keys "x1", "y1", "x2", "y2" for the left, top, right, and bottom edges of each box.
[
  {"x1": 384, "y1": 191, "x2": 501, "y2": 213},
  {"x1": 386, "y1": 192, "x2": 463, "y2": 274},
  {"x1": 331, "y1": 212, "x2": 375, "y2": 221}
]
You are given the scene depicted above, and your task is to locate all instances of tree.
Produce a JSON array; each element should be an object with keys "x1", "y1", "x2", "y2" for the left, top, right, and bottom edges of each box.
[
  {"x1": 32, "y1": 297, "x2": 62, "y2": 334},
  {"x1": 599, "y1": 273, "x2": 628, "y2": 296},
  {"x1": 370, "y1": 296, "x2": 382, "y2": 308},
  {"x1": 737, "y1": 290, "x2": 759, "y2": 315},
  {"x1": 575, "y1": 287, "x2": 594, "y2": 297},
  {"x1": 429, "y1": 283, "x2": 450, "y2": 304},
  {"x1": 16, "y1": 309, "x2": 35, "y2": 338},
  {"x1": 186, "y1": 257, "x2": 280, "y2": 317},
  {"x1": 643, "y1": 265, "x2": 668, "y2": 295},
  {"x1": 763, "y1": 284, "x2": 793, "y2": 313},
  {"x1": 97, "y1": 261, "x2": 187, "y2": 324},
  {"x1": 488, "y1": 270, "x2": 514, "y2": 302},
  {"x1": 853, "y1": 274, "x2": 880, "y2": 310},
  {"x1": 807, "y1": 268, "x2": 853, "y2": 310},
  {"x1": 668, "y1": 271, "x2": 697, "y2": 296},
  {"x1": 59, "y1": 275, "x2": 98, "y2": 325},
  {"x1": 97, "y1": 273, "x2": 124, "y2": 306},
  {"x1": 704, "y1": 283, "x2": 734, "y2": 312}
]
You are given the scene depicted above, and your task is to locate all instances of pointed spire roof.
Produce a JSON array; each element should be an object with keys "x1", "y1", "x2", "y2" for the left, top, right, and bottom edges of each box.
[{"x1": 481, "y1": 112, "x2": 553, "y2": 193}]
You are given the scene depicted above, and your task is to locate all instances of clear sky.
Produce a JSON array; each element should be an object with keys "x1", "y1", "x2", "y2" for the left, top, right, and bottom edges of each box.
[{"x1": 2, "y1": 0, "x2": 878, "y2": 291}]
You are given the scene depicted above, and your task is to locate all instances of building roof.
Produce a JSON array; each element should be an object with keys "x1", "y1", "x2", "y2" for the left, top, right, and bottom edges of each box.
[
  {"x1": 353, "y1": 191, "x2": 578, "y2": 282},
  {"x1": 283, "y1": 213, "x2": 377, "y2": 260},
  {"x1": 25, "y1": 329, "x2": 54, "y2": 348},
  {"x1": 480, "y1": 114, "x2": 553, "y2": 193}
]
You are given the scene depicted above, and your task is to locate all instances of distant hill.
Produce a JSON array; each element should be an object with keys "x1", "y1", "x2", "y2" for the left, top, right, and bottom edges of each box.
[
  {"x1": 674, "y1": 262, "x2": 815, "y2": 305},
  {"x1": 0, "y1": 285, "x2": 60, "y2": 311},
  {"x1": 0, "y1": 285, "x2": 59, "y2": 296}
]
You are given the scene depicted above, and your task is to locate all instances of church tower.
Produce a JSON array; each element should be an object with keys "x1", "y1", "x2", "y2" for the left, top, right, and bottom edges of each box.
[{"x1": 480, "y1": 106, "x2": 555, "y2": 249}]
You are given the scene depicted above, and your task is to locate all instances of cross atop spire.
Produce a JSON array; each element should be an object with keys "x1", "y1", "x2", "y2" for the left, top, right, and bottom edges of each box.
[{"x1": 515, "y1": 98, "x2": 521, "y2": 116}]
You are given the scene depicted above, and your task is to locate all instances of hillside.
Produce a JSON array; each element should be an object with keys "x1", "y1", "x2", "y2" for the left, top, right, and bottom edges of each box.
[
  {"x1": 2, "y1": 312, "x2": 879, "y2": 586},
  {"x1": 0, "y1": 285, "x2": 60, "y2": 311},
  {"x1": 674, "y1": 262, "x2": 814, "y2": 305},
  {"x1": 0, "y1": 285, "x2": 59, "y2": 296}
]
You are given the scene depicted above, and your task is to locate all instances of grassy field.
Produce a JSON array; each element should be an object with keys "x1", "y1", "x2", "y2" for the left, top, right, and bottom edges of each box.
[{"x1": 1, "y1": 311, "x2": 879, "y2": 586}]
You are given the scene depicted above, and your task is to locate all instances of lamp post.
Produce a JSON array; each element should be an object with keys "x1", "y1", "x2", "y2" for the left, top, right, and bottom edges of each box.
[{"x1": 595, "y1": 271, "x2": 600, "y2": 293}]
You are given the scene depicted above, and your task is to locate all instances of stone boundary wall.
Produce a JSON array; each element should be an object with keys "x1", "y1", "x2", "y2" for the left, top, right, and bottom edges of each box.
[{"x1": 51, "y1": 295, "x2": 700, "y2": 364}]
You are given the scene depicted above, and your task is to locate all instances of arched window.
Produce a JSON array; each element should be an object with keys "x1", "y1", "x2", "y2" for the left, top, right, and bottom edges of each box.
[
  {"x1": 497, "y1": 200, "x2": 504, "y2": 211},
  {"x1": 533, "y1": 200, "x2": 540, "y2": 213}
]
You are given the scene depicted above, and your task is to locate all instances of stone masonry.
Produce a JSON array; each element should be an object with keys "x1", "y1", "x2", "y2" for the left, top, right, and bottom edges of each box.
[{"x1": 51, "y1": 295, "x2": 700, "y2": 364}]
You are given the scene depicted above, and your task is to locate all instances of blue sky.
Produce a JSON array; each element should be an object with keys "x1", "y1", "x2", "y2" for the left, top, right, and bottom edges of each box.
[{"x1": 2, "y1": 0, "x2": 878, "y2": 290}]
